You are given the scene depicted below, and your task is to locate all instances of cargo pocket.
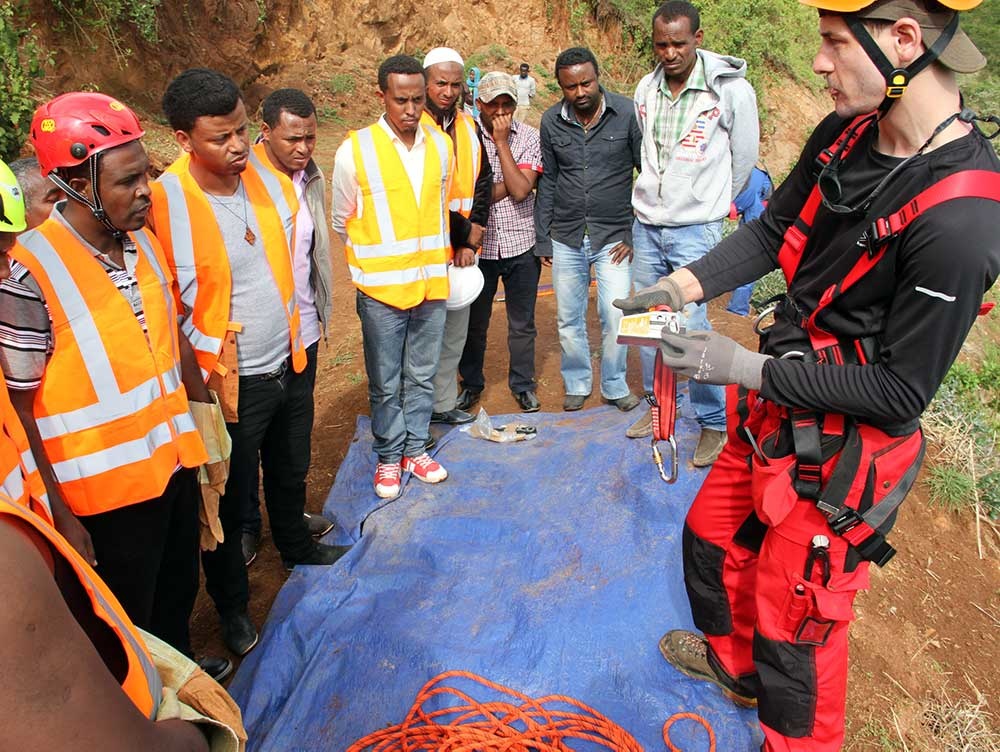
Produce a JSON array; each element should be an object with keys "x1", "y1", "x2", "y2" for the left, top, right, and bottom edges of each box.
[
  {"x1": 749, "y1": 428, "x2": 799, "y2": 528},
  {"x1": 758, "y1": 567, "x2": 868, "y2": 737}
]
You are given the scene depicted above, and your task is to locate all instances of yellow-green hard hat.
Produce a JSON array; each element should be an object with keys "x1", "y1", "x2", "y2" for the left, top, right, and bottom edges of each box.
[{"x1": 0, "y1": 159, "x2": 27, "y2": 233}]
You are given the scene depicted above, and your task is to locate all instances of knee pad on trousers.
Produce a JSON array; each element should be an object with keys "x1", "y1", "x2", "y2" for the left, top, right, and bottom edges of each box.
[
  {"x1": 754, "y1": 630, "x2": 817, "y2": 738},
  {"x1": 682, "y1": 524, "x2": 733, "y2": 635}
]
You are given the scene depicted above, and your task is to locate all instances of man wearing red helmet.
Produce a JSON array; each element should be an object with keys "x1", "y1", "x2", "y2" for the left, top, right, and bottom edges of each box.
[
  {"x1": 616, "y1": 1, "x2": 1000, "y2": 749},
  {"x1": 0, "y1": 92, "x2": 235, "y2": 680}
]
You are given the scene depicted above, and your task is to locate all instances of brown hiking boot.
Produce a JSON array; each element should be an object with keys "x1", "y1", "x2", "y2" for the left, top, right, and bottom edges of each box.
[
  {"x1": 658, "y1": 630, "x2": 757, "y2": 708},
  {"x1": 692, "y1": 428, "x2": 727, "y2": 467}
]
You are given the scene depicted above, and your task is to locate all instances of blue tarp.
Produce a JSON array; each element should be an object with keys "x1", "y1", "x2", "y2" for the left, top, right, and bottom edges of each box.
[{"x1": 229, "y1": 407, "x2": 761, "y2": 751}]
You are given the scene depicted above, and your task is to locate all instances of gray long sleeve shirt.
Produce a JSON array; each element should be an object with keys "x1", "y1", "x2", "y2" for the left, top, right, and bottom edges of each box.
[{"x1": 535, "y1": 89, "x2": 642, "y2": 256}]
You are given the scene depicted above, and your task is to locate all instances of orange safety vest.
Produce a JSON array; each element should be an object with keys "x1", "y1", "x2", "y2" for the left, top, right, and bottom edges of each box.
[
  {"x1": 421, "y1": 110, "x2": 482, "y2": 218},
  {"x1": 149, "y1": 143, "x2": 306, "y2": 381},
  {"x1": 345, "y1": 122, "x2": 453, "y2": 310},
  {"x1": 0, "y1": 495, "x2": 161, "y2": 718},
  {"x1": 11, "y1": 221, "x2": 208, "y2": 516},
  {"x1": 0, "y1": 372, "x2": 51, "y2": 522}
]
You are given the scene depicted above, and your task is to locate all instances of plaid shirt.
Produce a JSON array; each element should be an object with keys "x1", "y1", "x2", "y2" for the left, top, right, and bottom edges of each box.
[
  {"x1": 652, "y1": 55, "x2": 708, "y2": 173},
  {"x1": 478, "y1": 118, "x2": 543, "y2": 259}
]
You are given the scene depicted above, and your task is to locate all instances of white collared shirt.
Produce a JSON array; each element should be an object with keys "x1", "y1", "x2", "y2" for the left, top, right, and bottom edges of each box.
[{"x1": 330, "y1": 115, "x2": 427, "y2": 240}]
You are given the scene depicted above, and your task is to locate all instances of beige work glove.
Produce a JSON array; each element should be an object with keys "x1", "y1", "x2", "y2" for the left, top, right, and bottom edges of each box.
[
  {"x1": 144, "y1": 630, "x2": 248, "y2": 752},
  {"x1": 189, "y1": 392, "x2": 232, "y2": 551}
]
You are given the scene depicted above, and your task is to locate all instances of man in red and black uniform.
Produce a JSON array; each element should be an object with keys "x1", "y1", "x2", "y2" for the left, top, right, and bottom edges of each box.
[{"x1": 616, "y1": 1, "x2": 1000, "y2": 749}]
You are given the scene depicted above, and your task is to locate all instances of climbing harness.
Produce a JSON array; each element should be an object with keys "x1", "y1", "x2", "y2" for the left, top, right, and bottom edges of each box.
[{"x1": 759, "y1": 115, "x2": 1000, "y2": 565}]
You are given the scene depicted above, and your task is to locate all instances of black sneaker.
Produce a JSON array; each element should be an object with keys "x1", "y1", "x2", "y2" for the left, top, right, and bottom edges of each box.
[
  {"x1": 455, "y1": 388, "x2": 482, "y2": 412},
  {"x1": 242, "y1": 531, "x2": 259, "y2": 568},
  {"x1": 303, "y1": 511, "x2": 335, "y2": 537},
  {"x1": 221, "y1": 612, "x2": 259, "y2": 657},
  {"x1": 513, "y1": 390, "x2": 540, "y2": 412},
  {"x1": 430, "y1": 408, "x2": 475, "y2": 425},
  {"x1": 198, "y1": 655, "x2": 234, "y2": 683},
  {"x1": 282, "y1": 542, "x2": 352, "y2": 572}
]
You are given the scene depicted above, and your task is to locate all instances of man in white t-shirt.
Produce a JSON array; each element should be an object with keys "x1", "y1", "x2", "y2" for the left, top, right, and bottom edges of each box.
[{"x1": 514, "y1": 63, "x2": 537, "y2": 122}]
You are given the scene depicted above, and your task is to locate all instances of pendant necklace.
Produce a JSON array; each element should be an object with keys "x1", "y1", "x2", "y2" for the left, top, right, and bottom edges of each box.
[{"x1": 208, "y1": 179, "x2": 256, "y2": 245}]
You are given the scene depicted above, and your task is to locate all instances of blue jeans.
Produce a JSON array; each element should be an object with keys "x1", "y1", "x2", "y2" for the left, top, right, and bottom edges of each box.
[
  {"x1": 631, "y1": 219, "x2": 727, "y2": 432},
  {"x1": 726, "y1": 282, "x2": 754, "y2": 316},
  {"x1": 551, "y1": 237, "x2": 632, "y2": 400},
  {"x1": 356, "y1": 292, "x2": 447, "y2": 462}
]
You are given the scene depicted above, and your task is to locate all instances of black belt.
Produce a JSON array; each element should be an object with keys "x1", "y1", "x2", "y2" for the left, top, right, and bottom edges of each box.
[{"x1": 240, "y1": 359, "x2": 289, "y2": 383}]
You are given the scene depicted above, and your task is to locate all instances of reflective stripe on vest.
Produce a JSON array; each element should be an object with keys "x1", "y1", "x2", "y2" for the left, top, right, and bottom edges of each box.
[
  {"x1": 345, "y1": 123, "x2": 452, "y2": 309},
  {"x1": 249, "y1": 144, "x2": 298, "y2": 255},
  {"x1": 0, "y1": 497, "x2": 161, "y2": 718},
  {"x1": 422, "y1": 111, "x2": 481, "y2": 217},
  {"x1": 451, "y1": 112, "x2": 482, "y2": 216},
  {"x1": 11, "y1": 223, "x2": 207, "y2": 516},
  {"x1": 0, "y1": 375, "x2": 51, "y2": 521},
  {"x1": 150, "y1": 152, "x2": 305, "y2": 380}
]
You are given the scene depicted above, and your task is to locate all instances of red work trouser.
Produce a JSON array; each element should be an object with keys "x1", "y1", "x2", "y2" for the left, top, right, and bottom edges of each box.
[{"x1": 682, "y1": 386, "x2": 923, "y2": 751}]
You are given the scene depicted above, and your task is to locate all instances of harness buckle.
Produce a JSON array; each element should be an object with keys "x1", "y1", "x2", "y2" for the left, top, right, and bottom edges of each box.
[
  {"x1": 866, "y1": 216, "x2": 896, "y2": 255},
  {"x1": 828, "y1": 506, "x2": 864, "y2": 535},
  {"x1": 651, "y1": 436, "x2": 678, "y2": 484},
  {"x1": 815, "y1": 498, "x2": 840, "y2": 517}
]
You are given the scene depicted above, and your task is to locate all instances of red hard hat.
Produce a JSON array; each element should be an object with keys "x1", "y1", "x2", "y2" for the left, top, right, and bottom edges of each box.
[{"x1": 30, "y1": 92, "x2": 145, "y2": 176}]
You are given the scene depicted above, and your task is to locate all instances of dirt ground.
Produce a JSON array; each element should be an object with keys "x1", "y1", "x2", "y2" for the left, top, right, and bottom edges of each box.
[{"x1": 187, "y1": 111, "x2": 999, "y2": 750}]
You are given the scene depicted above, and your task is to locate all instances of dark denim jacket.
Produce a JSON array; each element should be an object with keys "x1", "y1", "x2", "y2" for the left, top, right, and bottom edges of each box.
[{"x1": 535, "y1": 88, "x2": 642, "y2": 256}]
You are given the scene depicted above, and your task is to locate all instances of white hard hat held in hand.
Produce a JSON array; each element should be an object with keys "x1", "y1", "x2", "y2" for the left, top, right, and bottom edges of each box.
[{"x1": 446, "y1": 259, "x2": 485, "y2": 311}]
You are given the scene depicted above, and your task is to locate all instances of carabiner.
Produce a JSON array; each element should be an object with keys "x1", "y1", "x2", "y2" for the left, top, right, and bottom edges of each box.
[
  {"x1": 651, "y1": 435, "x2": 678, "y2": 484},
  {"x1": 752, "y1": 302, "x2": 778, "y2": 336}
]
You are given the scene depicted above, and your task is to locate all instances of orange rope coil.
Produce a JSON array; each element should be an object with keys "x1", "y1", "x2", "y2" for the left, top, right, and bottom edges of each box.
[
  {"x1": 346, "y1": 669, "x2": 643, "y2": 751},
  {"x1": 662, "y1": 712, "x2": 716, "y2": 752}
]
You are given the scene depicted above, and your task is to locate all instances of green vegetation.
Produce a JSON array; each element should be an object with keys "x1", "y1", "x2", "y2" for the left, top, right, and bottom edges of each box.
[
  {"x1": 328, "y1": 74, "x2": 357, "y2": 97},
  {"x1": 0, "y1": 1, "x2": 49, "y2": 162},
  {"x1": 317, "y1": 105, "x2": 347, "y2": 126},
  {"x1": 923, "y1": 343, "x2": 1000, "y2": 518},
  {"x1": 562, "y1": 0, "x2": 819, "y2": 95},
  {"x1": 465, "y1": 44, "x2": 512, "y2": 74},
  {"x1": 960, "y1": 2, "x2": 1000, "y2": 151},
  {"x1": 960, "y1": 3, "x2": 999, "y2": 110},
  {"x1": 51, "y1": 0, "x2": 161, "y2": 62}
]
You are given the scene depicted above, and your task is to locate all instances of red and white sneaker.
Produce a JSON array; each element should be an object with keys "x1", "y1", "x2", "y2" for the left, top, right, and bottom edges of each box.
[
  {"x1": 374, "y1": 462, "x2": 402, "y2": 499},
  {"x1": 402, "y1": 453, "x2": 448, "y2": 483}
]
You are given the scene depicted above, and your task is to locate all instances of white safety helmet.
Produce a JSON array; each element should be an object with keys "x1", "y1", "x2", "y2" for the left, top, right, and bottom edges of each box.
[{"x1": 446, "y1": 261, "x2": 485, "y2": 311}]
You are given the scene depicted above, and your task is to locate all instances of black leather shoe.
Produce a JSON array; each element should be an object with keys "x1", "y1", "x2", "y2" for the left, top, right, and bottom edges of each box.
[
  {"x1": 283, "y1": 542, "x2": 352, "y2": 571},
  {"x1": 303, "y1": 511, "x2": 335, "y2": 537},
  {"x1": 221, "y1": 612, "x2": 258, "y2": 656},
  {"x1": 241, "y1": 531, "x2": 258, "y2": 568},
  {"x1": 197, "y1": 655, "x2": 234, "y2": 683},
  {"x1": 455, "y1": 388, "x2": 482, "y2": 412},
  {"x1": 563, "y1": 394, "x2": 588, "y2": 411},
  {"x1": 431, "y1": 408, "x2": 475, "y2": 425},
  {"x1": 514, "y1": 390, "x2": 540, "y2": 412},
  {"x1": 425, "y1": 435, "x2": 437, "y2": 451}
]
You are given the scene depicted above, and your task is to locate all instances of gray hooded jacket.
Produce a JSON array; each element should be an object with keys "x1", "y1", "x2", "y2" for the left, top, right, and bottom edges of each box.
[{"x1": 632, "y1": 49, "x2": 759, "y2": 227}]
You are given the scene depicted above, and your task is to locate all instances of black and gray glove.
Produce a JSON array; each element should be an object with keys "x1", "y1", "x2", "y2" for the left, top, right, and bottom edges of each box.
[
  {"x1": 612, "y1": 276, "x2": 685, "y2": 315},
  {"x1": 659, "y1": 329, "x2": 772, "y2": 390}
]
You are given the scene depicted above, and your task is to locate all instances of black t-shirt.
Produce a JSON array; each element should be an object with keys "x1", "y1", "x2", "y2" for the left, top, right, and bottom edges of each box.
[{"x1": 688, "y1": 111, "x2": 1000, "y2": 432}]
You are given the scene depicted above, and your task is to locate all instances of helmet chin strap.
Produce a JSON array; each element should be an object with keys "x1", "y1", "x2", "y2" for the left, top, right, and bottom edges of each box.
[
  {"x1": 846, "y1": 11, "x2": 959, "y2": 115},
  {"x1": 47, "y1": 153, "x2": 127, "y2": 241}
]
